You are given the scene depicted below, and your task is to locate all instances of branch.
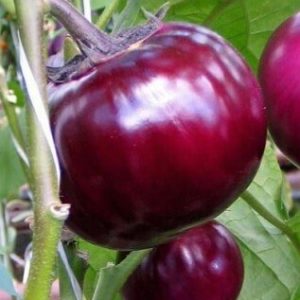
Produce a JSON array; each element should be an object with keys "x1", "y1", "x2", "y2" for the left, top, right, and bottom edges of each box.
[
  {"x1": 242, "y1": 190, "x2": 300, "y2": 253},
  {"x1": 45, "y1": 0, "x2": 119, "y2": 59},
  {"x1": 13, "y1": 1, "x2": 69, "y2": 299}
]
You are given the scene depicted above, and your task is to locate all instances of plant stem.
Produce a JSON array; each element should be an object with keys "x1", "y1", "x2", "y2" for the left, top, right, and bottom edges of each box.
[
  {"x1": 14, "y1": 1, "x2": 66, "y2": 300},
  {"x1": 242, "y1": 190, "x2": 300, "y2": 252},
  {"x1": 96, "y1": 0, "x2": 121, "y2": 29},
  {"x1": 45, "y1": 0, "x2": 118, "y2": 57}
]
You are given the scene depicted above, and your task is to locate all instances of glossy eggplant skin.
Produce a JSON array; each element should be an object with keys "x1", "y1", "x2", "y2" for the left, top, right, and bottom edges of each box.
[
  {"x1": 260, "y1": 14, "x2": 300, "y2": 166},
  {"x1": 49, "y1": 23, "x2": 266, "y2": 250},
  {"x1": 123, "y1": 221, "x2": 244, "y2": 300}
]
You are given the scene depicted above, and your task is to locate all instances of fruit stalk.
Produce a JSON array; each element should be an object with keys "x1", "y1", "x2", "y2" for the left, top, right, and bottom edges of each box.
[
  {"x1": 242, "y1": 190, "x2": 300, "y2": 252},
  {"x1": 45, "y1": 0, "x2": 119, "y2": 58},
  {"x1": 14, "y1": 1, "x2": 66, "y2": 299}
]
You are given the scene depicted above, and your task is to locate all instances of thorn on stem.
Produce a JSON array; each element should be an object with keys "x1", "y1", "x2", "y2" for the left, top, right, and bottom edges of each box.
[
  {"x1": 49, "y1": 202, "x2": 70, "y2": 221},
  {"x1": 25, "y1": 215, "x2": 34, "y2": 230}
]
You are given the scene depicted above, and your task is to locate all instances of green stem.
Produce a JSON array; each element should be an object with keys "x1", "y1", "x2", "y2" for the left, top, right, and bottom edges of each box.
[
  {"x1": 46, "y1": 0, "x2": 117, "y2": 56},
  {"x1": 241, "y1": 190, "x2": 300, "y2": 252},
  {"x1": 14, "y1": 1, "x2": 66, "y2": 300},
  {"x1": 96, "y1": 0, "x2": 121, "y2": 29}
]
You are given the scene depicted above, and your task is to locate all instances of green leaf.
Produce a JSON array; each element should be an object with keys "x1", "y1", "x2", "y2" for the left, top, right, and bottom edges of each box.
[
  {"x1": 82, "y1": 248, "x2": 149, "y2": 300},
  {"x1": 288, "y1": 214, "x2": 300, "y2": 230},
  {"x1": 7, "y1": 81, "x2": 25, "y2": 107},
  {"x1": 91, "y1": 0, "x2": 112, "y2": 10},
  {"x1": 0, "y1": 262, "x2": 17, "y2": 297},
  {"x1": 247, "y1": 142, "x2": 289, "y2": 220},
  {"x1": 112, "y1": 0, "x2": 182, "y2": 33},
  {"x1": 83, "y1": 267, "x2": 98, "y2": 300},
  {"x1": 238, "y1": 242, "x2": 289, "y2": 299},
  {"x1": 287, "y1": 213, "x2": 300, "y2": 244},
  {"x1": 205, "y1": 1, "x2": 248, "y2": 51},
  {"x1": 291, "y1": 286, "x2": 300, "y2": 300},
  {"x1": 0, "y1": 0, "x2": 15, "y2": 15},
  {"x1": 91, "y1": 250, "x2": 150, "y2": 300},
  {"x1": 170, "y1": 0, "x2": 300, "y2": 70},
  {"x1": 219, "y1": 199, "x2": 300, "y2": 299},
  {"x1": 58, "y1": 242, "x2": 87, "y2": 300},
  {"x1": 0, "y1": 125, "x2": 25, "y2": 200},
  {"x1": 77, "y1": 239, "x2": 117, "y2": 271},
  {"x1": 113, "y1": 0, "x2": 143, "y2": 33},
  {"x1": 78, "y1": 239, "x2": 117, "y2": 298},
  {"x1": 165, "y1": 0, "x2": 249, "y2": 52},
  {"x1": 120, "y1": 0, "x2": 300, "y2": 70},
  {"x1": 83, "y1": 267, "x2": 121, "y2": 300},
  {"x1": 218, "y1": 144, "x2": 300, "y2": 299},
  {"x1": 244, "y1": 0, "x2": 300, "y2": 67}
]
